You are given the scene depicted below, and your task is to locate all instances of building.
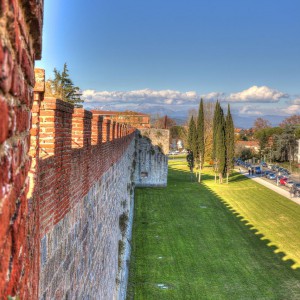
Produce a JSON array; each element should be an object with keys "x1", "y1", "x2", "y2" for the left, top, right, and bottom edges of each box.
[
  {"x1": 234, "y1": 128, "x2": 242, "y2": 136},
  {"x1": 91, "y1": 110, "x2": 150, "y2": 129},
  {"x1": 236, "y1": 140, "x2": 260, "y2": 153}
]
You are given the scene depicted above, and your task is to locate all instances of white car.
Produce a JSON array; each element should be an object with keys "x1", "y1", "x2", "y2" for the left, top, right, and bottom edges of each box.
[{"x1": 285, "y1": 181, "x2": 294, "y2": 188}]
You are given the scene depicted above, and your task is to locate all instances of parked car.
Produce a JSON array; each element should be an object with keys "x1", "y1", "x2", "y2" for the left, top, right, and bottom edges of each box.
[
  {"x1": 285, "y1": 181, "x2": 294, "y2": 188},
  {"x1": 267, "y1": 173, "x2": 276, "y2": 180},
  {"x1": 254, "y1": 166, "x2": 262, "y2": 174},
  {"x1": 293, "y1": 183, "x2": 300, "y2": 192},
  {"x1": 281, "y1": 172, "x2": 290, "y2": 178},
  {"x1": 264, "y1": 171, "x2": 271, "y2": 178},
  {"x1": 279, "y1": 177, "x2": 288, "y2": 185}
]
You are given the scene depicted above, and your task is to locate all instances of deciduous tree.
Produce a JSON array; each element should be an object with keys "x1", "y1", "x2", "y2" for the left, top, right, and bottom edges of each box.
[
  {"x1": 279, "y1": 115, "x2": 300, "y2": 128},
  {"x1": 203, "y1": 102, "x2": 214, "y2": 163},
  {"x1": 253, "y1": 117, "x2": 271, "y2": 131},
  {"x1": 152, "y1": 115, "x2": 176, "y2": 129}
]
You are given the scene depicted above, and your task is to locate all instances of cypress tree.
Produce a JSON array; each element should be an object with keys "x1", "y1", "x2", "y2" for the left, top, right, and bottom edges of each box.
[
  {"x1": 216, "y1": 105, "x2": 226, "y2": 182},
  {"x1": 196, "y1": 98, "x2": 205, "y2": 167},
  {"x1": 225, "y1": 104, "x2": 235, "y2": 181},
  {"x1": 212, "y1": 101, "x2": 220, "y2": 160},
  {"x1": 187, "y1": 116, "x2": 197, "y2": 161},
  {"x1": 196, "y1": 99, "x2": 205, "y2": 182},
  {"x1": 212, "y1": 102, "x2": 227, "y2": 183}
]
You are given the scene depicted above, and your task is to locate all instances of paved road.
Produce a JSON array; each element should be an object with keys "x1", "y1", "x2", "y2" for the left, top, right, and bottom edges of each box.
[{"x1": 236, "y1": 169, "x2": 300, "y2": 206}]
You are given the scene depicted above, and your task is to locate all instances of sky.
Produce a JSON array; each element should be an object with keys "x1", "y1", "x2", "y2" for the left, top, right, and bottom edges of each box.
[{"x1": 36, "y1": 0, "x2": 300, "y2": 127}]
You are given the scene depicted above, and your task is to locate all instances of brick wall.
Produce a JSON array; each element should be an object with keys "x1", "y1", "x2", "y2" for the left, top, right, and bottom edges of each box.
[
  {"x1": 34, "y1": 97, "x2": 135, "y2": 237},
  {"x1": 0, "y1": 0, "x2": 43, "y2": 298}
]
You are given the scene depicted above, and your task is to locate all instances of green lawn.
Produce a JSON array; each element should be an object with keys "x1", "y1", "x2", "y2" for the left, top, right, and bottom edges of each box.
[{"x1": 127, "y1": 159, "x2": 300, "y2": 299}]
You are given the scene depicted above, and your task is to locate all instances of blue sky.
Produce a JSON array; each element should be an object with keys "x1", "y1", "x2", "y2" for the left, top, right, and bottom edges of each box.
[{"x1": 36, "y1": 0, "x2": 300, "y2": 126}]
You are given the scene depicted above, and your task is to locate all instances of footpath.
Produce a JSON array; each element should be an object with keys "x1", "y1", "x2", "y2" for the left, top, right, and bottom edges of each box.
[{"x1": 236, "y1": 169, "x2": 300, "y2": 206}]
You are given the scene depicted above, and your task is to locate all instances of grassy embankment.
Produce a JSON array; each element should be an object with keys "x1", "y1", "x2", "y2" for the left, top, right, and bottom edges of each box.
[{"x1": 127, "y1": 158, "x2": 300, "y2": 299}]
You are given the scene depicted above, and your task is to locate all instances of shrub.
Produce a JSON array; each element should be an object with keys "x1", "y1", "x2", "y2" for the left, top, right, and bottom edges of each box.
[
  {"x1": 118, "y1": 240, "x2": 125, "y2": 270},
  {"x1": 119, "y1": 212, "x2": 129, "y2": 236}
]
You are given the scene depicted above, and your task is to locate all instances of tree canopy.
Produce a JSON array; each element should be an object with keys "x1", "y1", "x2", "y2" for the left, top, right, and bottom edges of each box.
[
  {"x1": 152, "y1": 115, "x2": 176, "y2": 129},
  {"x1": 45, "y1": 63, "x2": 84, "y2": 107},
  {"x1": 186, "y1": 100, "x2": 235, "y2": 183},
  {"x1": 279, "y1": 115, "x2": 300, "y2": 128},
  {"x1": 253, "y1": 117, "x2": 271, "y2": 131}
]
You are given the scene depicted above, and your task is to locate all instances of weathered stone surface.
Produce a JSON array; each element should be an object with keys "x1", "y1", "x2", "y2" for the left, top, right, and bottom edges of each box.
[
  {"x1": 139, "y1": 128, "x2": 170, "y2": 154},
  {"x1": 39, "y1": 140, "x2": 136, "y2": 299},
  {"x1": 134, "y1": 134, "x2": 168, "y2": 187}
]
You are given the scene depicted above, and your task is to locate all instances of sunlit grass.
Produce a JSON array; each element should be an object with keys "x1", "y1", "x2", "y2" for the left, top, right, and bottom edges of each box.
[
  {"x1": 127, "y1": 159, "x2": 300, "y2": 299},
  {"x1": 202, "y1": 165, "x2": 300, "y2": 269}
]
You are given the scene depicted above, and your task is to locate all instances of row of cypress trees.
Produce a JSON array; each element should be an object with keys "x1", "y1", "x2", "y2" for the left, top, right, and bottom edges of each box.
[{"x1": 188, "y1": 100, "x2": 235, "y2": 183}]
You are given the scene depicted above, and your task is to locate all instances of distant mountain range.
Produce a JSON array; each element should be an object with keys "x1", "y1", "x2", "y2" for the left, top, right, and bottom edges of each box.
[
  {"x1": 232, "y1": 114, "x2": 285, "y2": 128},
  {"x1": 85, "y1": 104, "x2": 286, "y2": 129},
  {"x1": 143, "y1": 107, "x2": 286, "y2": 128}
]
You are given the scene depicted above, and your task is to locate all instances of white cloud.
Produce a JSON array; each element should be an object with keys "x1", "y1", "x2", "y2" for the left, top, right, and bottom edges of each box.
[
  {"x1": 282, "y1": 105, "x2": 300, "y2": 115},
  {"x1": 238, "y1": 105, "x2": 263, "y2": 116},
  {"x1": 83, "y1": 86, "x2": 289, "y2": 109},
  {"x1": 82, "y1": 88, "x2": 200, "y2": 105},
  {"x1": 292, "y1": 98, "x2": 300, "y2": 105},
  {"x1": 201, "y1": 92, "x2": 225, "y2": 101},
  {"x1": 227, "y1": 86, "x2": 288, "y2": 103}
]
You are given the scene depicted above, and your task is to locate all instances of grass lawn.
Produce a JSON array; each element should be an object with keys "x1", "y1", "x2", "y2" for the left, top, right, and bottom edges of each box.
[{"x1": 127, "y1": 159, "x2": 300, "y2": 299}]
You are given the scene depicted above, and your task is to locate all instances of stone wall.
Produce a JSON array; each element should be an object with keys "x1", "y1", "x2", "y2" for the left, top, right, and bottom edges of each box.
[
  {"x1": 0, "y1": 0, "x2": 43, "y2": 298},
  {"x1": 39, "y1": 139, "x2": 136, "y2": 299},
  {"x1": 134, "y1": 134, "x2": 168, "y2": 187},
  {"x1": 139, "y1": 128, "x2": 170, "y2": 154}
]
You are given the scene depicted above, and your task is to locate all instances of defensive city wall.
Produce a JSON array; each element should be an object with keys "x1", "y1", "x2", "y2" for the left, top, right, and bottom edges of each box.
[{"x1": 0, "y1": 2, "x2": 168, "y2": 299}]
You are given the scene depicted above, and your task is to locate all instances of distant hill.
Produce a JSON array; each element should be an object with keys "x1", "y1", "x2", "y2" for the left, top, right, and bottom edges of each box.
[{"x1": 85, "y1": 104, "x2": 286, "y2": 129}]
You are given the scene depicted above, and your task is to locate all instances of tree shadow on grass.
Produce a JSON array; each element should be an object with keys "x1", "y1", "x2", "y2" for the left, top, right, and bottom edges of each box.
[
  {"x1": 168, "y1": 166, "x2": 300, "y2": 272},
  {"x1": 169, "y1": 166, "x2": 251, "y2": 184}
]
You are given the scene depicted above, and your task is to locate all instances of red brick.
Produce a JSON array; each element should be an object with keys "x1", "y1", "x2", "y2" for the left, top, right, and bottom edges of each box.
[
  {"x1": 0, "y1": 0, "x2": 7, "y2": 17},
  {"x1": 10, "y1": 64, "x2": 23, "y2": 97},
  {"x1": 0, "y1": 44, "x2": 13, "y2": 93},
  {"x1": 21, "y1": 50, "x2": 34, "y2": 86},
  {"x1": 0, "y1": 96, "x2": 9, "y2": 143}
]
